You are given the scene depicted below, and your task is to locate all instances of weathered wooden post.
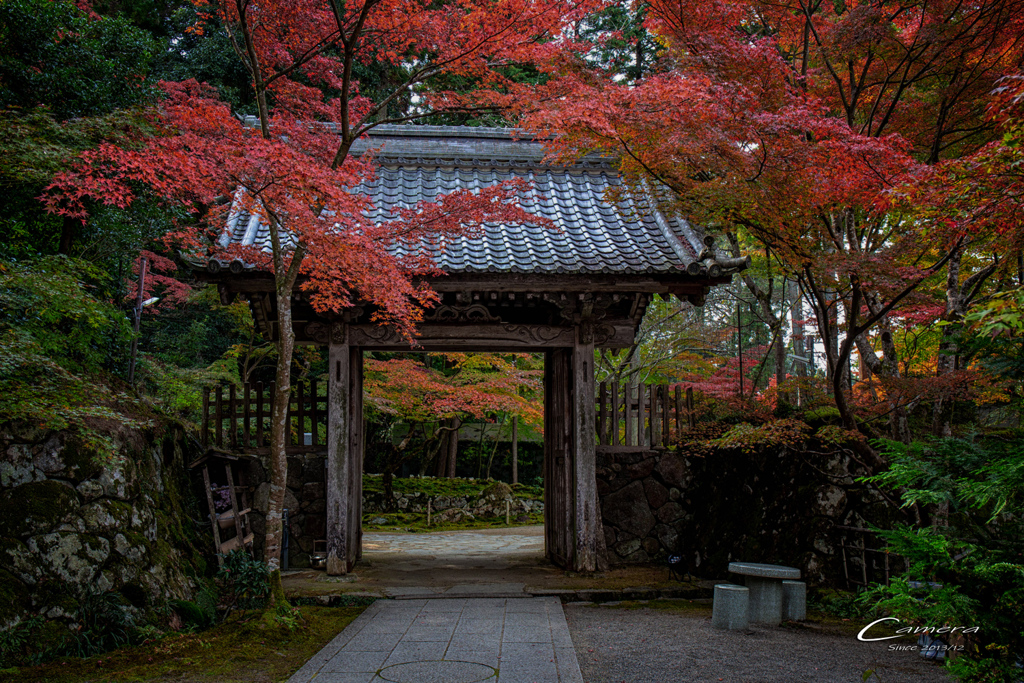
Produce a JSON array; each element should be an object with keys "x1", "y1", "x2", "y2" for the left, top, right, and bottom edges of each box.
[
  {"x1": 572, "y1": 322, "x2": 598, "y2": 572},
  {"x1": 326, "y1": 322, "x2": 363, "y2": 575}
]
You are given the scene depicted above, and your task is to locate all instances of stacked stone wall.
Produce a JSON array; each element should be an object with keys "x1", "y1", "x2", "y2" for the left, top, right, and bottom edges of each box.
[
  {"x1": 597, "y1": 447, "x2": 893, "y2": 584},
  {"x1": 0, "y1": 423, "x2": 206, "y2": 630}
]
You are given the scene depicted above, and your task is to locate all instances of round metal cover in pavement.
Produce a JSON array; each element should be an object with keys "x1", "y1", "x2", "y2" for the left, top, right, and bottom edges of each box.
[{"x1": 378, "y1": 660, "x2": 496, "y2": 682}]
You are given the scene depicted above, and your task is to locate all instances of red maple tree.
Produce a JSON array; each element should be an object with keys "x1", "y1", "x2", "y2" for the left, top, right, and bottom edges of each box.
[
  {"x1": 515, "y1": 0, "x2": 1024, "y2": 442},
  {"x1": 45, "y1": 0, "x2": 597, "y2": 591}
]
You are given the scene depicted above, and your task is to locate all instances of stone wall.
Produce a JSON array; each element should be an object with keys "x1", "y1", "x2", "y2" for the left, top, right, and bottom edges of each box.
[
  {"x1": 0, "y1": 422, "x2": 206, "y2": 630},
  {"x1": 362, "y1": 481, "x2": 543, "y2": 524},
  {"x1": 243, "y1": 453, "x2": 327, "y2": 569},
  {"x1": 597, "y1": 447, "x2": 891, "y2": 584}
]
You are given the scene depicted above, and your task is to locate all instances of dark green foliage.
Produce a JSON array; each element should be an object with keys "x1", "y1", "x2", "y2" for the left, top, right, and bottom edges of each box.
[
  {"x1": 0, "y1": 256, "x2": 129, "y2": 373},
  {"x1": 0, "y1": 0, "x2": 157, "y2": 120},
  {"x1": 61, "y1": 590, "x2": 142, "y2": 659},
  {"x1": 0, "y1": 257, "x2": 143, "y2": 456},
  {"x1": 217, "y1": 550, "x2": 270, "y2": 611},
  {"x1": 170, "y1": 598, "x2": 214, "y2": 630},
  {"x1": 151, "y1": 4, "x2": 254, "y2": 112},
  {"x1": 862, "y1": 438, "x2": 1024, "y2": 681},
  {"x1": 808, "y1": 590, "x2": 869, "y2": 620},
  {"x1": 0, "y1": 590, "x2": 154, "y2": 666},
  {"x1": 578, "y1": 3, "x2": 660, "y2": 82}
]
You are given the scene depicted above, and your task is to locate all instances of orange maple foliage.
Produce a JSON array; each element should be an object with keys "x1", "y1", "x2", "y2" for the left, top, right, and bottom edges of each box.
[{"x1": 365, "y1": 353, "x2": 543, "y2": 426}]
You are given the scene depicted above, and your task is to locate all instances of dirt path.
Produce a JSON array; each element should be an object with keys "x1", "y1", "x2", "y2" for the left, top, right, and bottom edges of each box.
[
  {"x1": 566, "y1": 601, "x2": 950, "y2": 683},
  {"x1": 283, "y1": 526, "x2": 699, "y2": 597}
]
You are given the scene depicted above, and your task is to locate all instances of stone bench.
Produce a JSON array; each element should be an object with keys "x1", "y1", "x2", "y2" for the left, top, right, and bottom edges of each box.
[
  {"x1": 711, "y1": 584, "x2": 749, "y2": 630},
  {"x1": 782, "y1": 580, "x2": 806, "y2": 621},
  {"x1": 727, "y1": 562, "x2": 801, "y2": 626}
]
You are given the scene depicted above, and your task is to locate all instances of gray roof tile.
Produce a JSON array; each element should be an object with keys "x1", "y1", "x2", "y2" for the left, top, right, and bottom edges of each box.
[{"x1": 220, "y1": 125, "x2": 705, "y2": 275}]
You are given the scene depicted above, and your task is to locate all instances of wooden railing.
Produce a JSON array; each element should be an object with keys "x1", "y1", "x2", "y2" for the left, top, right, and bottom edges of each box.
[
  {"x1": 596, "y1": 382, "x2": 695, "y2": 451},
  {"x1": 201, "y1": 381, "x2": 328, "y2": 454}
]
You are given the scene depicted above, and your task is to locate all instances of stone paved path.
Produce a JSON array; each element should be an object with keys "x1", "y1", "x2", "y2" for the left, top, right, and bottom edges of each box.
[{"x1": 287, "y1": 597, "x2": 582, "y2": 683}]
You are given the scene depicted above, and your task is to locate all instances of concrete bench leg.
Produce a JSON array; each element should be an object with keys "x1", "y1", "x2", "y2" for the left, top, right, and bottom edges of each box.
[
  {"x1": 712, "y1": 584, "x2": 749, "y2": 630},
  {"x1": 782, "y1": 580, "x2": 806, "y2": 621},
  {"x1": 745, "y1": 576, "x2": 783, "y2": 625}
]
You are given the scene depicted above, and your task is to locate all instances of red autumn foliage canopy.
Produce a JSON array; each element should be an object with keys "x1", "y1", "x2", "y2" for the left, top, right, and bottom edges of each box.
[{"x1": 43, "y1": 0, "x2": 603, "y2": 335}]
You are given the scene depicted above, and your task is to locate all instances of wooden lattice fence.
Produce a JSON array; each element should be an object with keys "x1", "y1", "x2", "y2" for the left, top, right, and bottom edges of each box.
[
  {"x1": 201, "y1": 381, "x2": 328, "y2": 454},
  {"x1": 595, "y1": 382, "x2": 695, "y2": 451}
]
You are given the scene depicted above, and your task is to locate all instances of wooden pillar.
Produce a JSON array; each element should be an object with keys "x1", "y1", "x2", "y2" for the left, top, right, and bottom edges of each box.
[
  {"x1": 349, "y1": 350, "x2": 364, "y2": 564},
  {"x1": 572, "y1": 324, "x2": 598, "y2": 572},
  {"x1": 543, "y1": 329, "x2": 599, "y2": 573},
  {"x1": 326, "y1": 324, "x2": 363, "y2": 575}
]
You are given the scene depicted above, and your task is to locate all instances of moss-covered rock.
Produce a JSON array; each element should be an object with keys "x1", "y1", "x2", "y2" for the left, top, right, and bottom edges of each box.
[
  {"x1": 0, "y1": 480, "x2": 80, "y2": 537},
  {"x1": 1, "y1": 537, "x2": 43, "y2": 586},
  {"x1": 79, "y1": 500, "x2": 133, "y2": 534},
  {"x1": 480, "y1": 481, "x2": 513, "y2": 501},
  {"x1": 113, "y1": 532, "x2": 149, "y2": 564},
  {"x1": 27, "y1": 532, "x2": 109, "y2": 585},
  {"x1": 1, "y1": 422, "x2": 209, "y2": 636}
]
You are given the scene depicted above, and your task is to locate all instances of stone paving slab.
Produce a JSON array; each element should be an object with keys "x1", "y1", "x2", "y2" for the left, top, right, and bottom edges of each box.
[
  {"x1": 287, "y1": 597, "x2": 582, "y2": 683},
  {"x1": 386, "y1": 583, "x2": 529, "y2": 600}
]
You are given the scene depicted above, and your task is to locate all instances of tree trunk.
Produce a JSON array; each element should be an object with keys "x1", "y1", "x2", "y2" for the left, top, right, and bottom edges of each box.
[
  {"x1": 789, "y1": 280, "x2": 806, "y2": 376},
  {"x1": 728, "y1": 232, "x2": 785, "y2": 398},
  {"x1": 446, "y1": 416, "x2": 460, "y2": 478},
  {"x1": 485, "y1": 414, "x2": 507, "y2": 479},
  {"x1": 265, "y1": 287, "x2": 294, "y2": 605},
  {"x1": 58, "y1": 216, "x2": 76, "y2": 255},
  {"x1": 932, "y1": 251, "x2": 997, "y2": 436},
  {"x1": 382, "y1": 468, "x2": 395, "y2": 511},
  {"x1": 434, "y1": 426, "x2": 449, "y2": 478}
]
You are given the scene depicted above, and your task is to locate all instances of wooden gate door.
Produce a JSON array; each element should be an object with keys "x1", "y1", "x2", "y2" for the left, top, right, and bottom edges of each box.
[{"x1": 544, "y1": 348, "x2": 574, "y2": 568}]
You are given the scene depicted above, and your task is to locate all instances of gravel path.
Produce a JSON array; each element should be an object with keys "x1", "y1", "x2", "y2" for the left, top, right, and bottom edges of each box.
[{"x1": 566, "y1": 602, "x2": 951, "y2": 683}]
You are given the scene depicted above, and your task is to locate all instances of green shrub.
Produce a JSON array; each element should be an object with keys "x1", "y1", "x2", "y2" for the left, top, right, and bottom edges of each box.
[
  {"x1": 60, "y1": 590, "x2": 140, "y2": 659},
  {"x1": 0, "y1": 257, "x2": 143, "y2": 458},
  {"x1": 217, "y1": 550, "x2": 270, "y2": 611},
  {"x1": 861, "y1": 438, "x2": 1024, "y2": 681},
  {"x1": 0, "y1": 617, "x2": 44, "y2": 667}
]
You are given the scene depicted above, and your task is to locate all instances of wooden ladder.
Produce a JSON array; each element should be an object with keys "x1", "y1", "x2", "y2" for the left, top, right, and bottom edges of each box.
[{"x1": 200, "y1": 457, "x2": 254, "y2": 563}]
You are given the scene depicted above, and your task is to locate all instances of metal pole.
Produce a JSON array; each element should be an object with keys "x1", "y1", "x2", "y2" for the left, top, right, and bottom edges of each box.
[
  {"x1": 737, "y1": 298, "x2": 744, "y2": 397},
  {"x1": 511, "y1": 415, "x2": 518, "y2": 485},
  {"x1": 127, "y1": 256, "x2": 148, "y2": 384}
]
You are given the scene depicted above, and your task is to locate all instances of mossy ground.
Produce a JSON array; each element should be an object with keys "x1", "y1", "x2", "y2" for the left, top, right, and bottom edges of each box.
[
  {"x1": 0, "y1": 605, "x2": 367, "y2": 683},
  {"x1": 361, "y1": 510, "x2": 544, "y2": 532},
  {"x1": 362, "y1": 474, "x2": 544, "y2": 500}
]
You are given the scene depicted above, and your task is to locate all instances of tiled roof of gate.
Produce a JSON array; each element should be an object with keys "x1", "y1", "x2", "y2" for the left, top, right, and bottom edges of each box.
[{"x1": 219, "y1": 125, "x2": 709, "y2": 275}]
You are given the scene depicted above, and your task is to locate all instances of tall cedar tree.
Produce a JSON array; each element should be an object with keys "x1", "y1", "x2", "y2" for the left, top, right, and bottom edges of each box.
[{"x1": 46, "y1": 0, "x2": 599, "y2": 594}]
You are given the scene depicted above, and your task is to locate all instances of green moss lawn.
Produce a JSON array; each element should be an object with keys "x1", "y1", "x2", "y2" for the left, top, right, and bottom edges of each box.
[
  {"x1": 361, "y1": 474, "x2": 543, "y2": 500},
  {"x1": 0, "y1": 605, "x2": 368, "y2": 683}
]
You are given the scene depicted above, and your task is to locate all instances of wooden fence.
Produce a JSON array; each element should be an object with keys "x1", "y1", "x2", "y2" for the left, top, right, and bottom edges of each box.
[
  {"x1": 201, "y1": 381, "x2": 328, "y2": 454},
  {"x1": 596, "y1": 382, "x2": 695, "y2": 451},
  {"x1": 202, "y1": 380, "x2": 692, "y2": 454}
]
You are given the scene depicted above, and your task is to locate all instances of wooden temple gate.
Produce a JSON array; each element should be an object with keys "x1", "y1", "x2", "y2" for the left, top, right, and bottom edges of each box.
[
  {"x1": 196, "y1": 124, "x2": 746, "y2": 575},
  {"x1": 201, "y1": 374, "x2": 700, "y2": 573}
]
